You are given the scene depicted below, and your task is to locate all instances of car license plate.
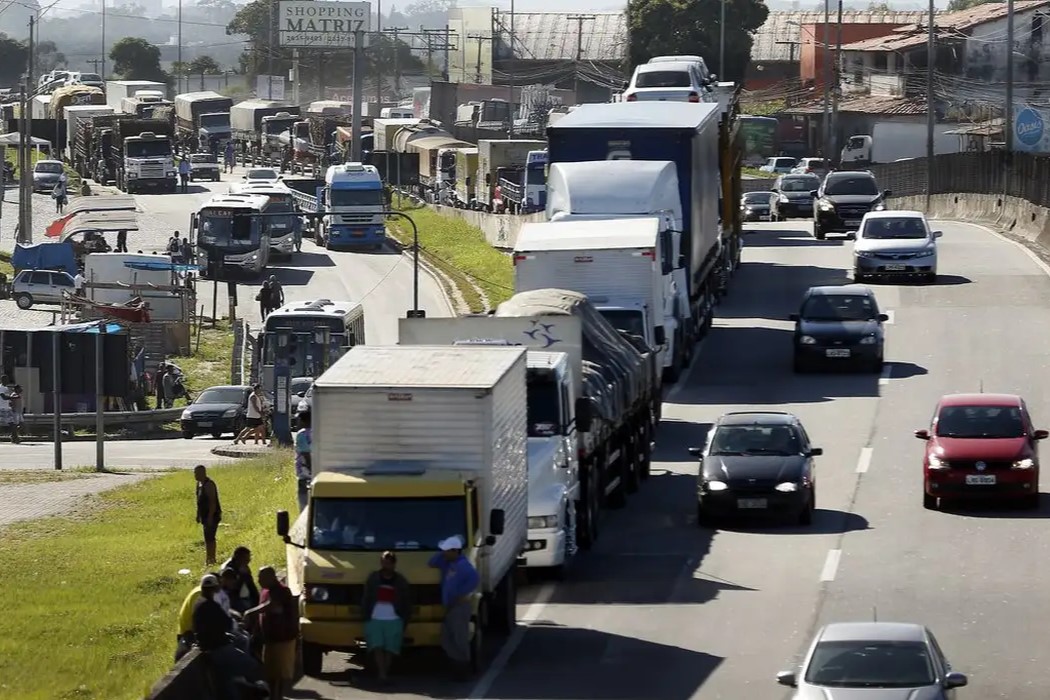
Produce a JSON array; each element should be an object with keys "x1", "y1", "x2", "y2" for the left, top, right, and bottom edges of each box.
[
  {"x1": 197, "y1": 421, "x2": 212, "y2": 428},
  {"x1": 826, "y1": 348, "x2": 850, "y2": 358},
  {"x1": 845, "y1": 220, "x2": 861, "y2": 227},
  {"x1": 965, "y1": 474, "x2": 996, "y2": 485},
  {"x1": 737, "y1": 498, "x2": 767, "y2": 509},
  {"x1": 884, "y1": 264, "x2": 906, "y2": 271}
]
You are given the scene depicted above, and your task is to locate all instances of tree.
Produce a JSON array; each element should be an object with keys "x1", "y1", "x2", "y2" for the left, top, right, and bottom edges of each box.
[
  {"x1": 189, "y1": 55, "x2": 222, "y2": 89},
  {"x1": 627, "y1": 0, "x2": 769, "y2": 81},
  {"x1": 947, "y1": 0, "x2": 992, "y2": 11},
  {"x1": 867, "y1": 1, "x2": 892, "y2": 10},
  {"x1": 109, "y1": 36, "x2": 169, "y2": 82},
  {"x1": 0, "y1": 33, "x2": 28, "y2": 87},
  {"x1": 34, "y1": 40, "x2": 65, "y2": 74}
]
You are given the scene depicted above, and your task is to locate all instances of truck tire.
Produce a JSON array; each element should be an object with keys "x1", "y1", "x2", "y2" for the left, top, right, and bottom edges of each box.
[
  {"x1": 577, "y1": 464, "x2": 601, "y2": 549},
  {"x1": 301, "y1": 643, "x2": 323, "y2": 677},
  {"x1": 639, "y1": 420, "x2": 653, "y2": 480},
  {"x1": 625, "y1": 430, "x2": 641, "y2": 495},
  {"x1": 488, "y1": 572, "x2": 517, "y2": 636}
]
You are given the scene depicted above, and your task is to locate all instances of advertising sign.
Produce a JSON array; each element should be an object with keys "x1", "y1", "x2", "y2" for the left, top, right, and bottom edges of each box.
[
  {"x1": 278, "y1": 1, "x2": 371, "y2": 48},
  {"x1": 1014, "y1": 106, "x2": 1046, "y2": 152}
]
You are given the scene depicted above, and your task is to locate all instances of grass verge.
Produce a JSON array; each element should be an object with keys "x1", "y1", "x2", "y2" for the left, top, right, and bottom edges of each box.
[
  {"x1": 0, "y1": 470, "x2": 95, "y2": 485},
  {"x1": 0, "y1": 452, "x2": 296, "y2": 700},
  {"x1": 0, "y1": 250, "x2": 12, "y2": 277},
  {"x1": 387, "y1": 198, "x2": 514, "y2": 313},
  {"x1": 4, "y1": 147, "x2": 82, "y2": 191},
  {"x1": 742, "y1": 167, "x2": 772, "y2": 179}
]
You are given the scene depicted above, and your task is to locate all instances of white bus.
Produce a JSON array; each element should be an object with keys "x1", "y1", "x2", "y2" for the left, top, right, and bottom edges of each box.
[{"x1": 229, "y1": 181, "x2": 301, "y2": 260}]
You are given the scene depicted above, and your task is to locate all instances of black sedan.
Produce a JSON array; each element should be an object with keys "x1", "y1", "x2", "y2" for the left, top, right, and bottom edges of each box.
[
  {"x1": 180, "y1": 385, "x2": 252, "y2": 439},
  {"x1": 770, "y1": 174, "x2": 822, "y2": 221},
  {"x1": 791, "y1": 285, "x2": 887, "y2": 373},
  {"x1": 741, "y1": 191, "x2": 772, "y2": 222},
  {"x1": 690, "y1": 411, "x2": 821, "y2": 526}
]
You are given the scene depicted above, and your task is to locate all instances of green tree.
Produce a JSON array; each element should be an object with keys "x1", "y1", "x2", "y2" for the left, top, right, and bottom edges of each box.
[
  {"x1": 110, "y1": 37, "x2": 169, "y2": 82},
  {"x1": 0, "y1": 33, "x2": 28, "y2": 87},
  {"x1": 190, "y1": 55, "x2": 222, "y2": 89},
  {"x1": 627, "y1": 0, "x2": 769, "y2": 81},
  {"x1": 946, "y1": 0, "x2": 991, "y2": 11}
]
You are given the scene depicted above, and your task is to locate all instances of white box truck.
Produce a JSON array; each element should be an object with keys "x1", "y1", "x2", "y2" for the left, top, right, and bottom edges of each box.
[
  {"x1": 514, "y1": 218, "x2": 679, "y2": 381},
  {"x1": 277, "y1": 344, "x2": 528, "y2": 676},
  {"x1": 105, "y1": 80, "x2": 166, "y2": 111}
]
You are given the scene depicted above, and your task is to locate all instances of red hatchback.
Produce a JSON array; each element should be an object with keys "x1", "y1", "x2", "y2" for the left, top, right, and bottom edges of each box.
[{"x1": 916, "y1": 393, "x2": 1048, "y2": 510}]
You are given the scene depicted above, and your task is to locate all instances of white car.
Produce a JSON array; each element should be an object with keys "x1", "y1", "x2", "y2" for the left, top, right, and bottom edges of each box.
[
  {"x1": 12, "y1": 269, "x2": 76, "y2": 309},
  {"x1": 243, "y1": 167, "x2": 281, "y2": 185},
  {"x1": 648, "y1": 54, "x2": 714, "y2": 84},
  {"x1": 759, "y1": 156, "x2": 797, "y2": 174},
  {"x1": 853, "y1": 210, "x2": 941, "y2": 283},
  {"x1": 624, "y1": 61, "x2": 710, "y2": 103},
  {"x1": 791, "y1": 157, "x2": 830, "y2": 178}
]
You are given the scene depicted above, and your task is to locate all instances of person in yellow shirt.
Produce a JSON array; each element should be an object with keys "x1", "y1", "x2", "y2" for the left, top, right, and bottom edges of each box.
[{"x1": 176, "y1": 583, "x2": 203, "y2": 661}]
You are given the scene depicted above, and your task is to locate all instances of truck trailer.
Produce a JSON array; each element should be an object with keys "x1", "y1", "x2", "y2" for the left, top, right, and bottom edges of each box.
[
  {"x1": 64, "y1": 105, "x2": 114, "y2": 163},
  {"x1": 110, "y1": 117, "x2": 177, "y2": 193},
  {"x1": 173, "y1": 91, "x2": 233, "y2": 154}
]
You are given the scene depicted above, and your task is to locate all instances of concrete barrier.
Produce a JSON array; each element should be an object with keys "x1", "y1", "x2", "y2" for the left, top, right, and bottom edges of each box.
[
  {"x1": 891, "y1": 193, "x2": 1050, "y2": 252},
  {"x1": 426, "y1": 205, "x2": 545, "y2": 250},
  {"x1": 147, "y1": 649, "x2": 218, "y2": 699}
]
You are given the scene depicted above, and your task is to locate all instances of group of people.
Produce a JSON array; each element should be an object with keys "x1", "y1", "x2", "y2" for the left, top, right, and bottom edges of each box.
[
  {"x1": 256, "y1": 275, "x2": 286, "y2": 319},
  {"x1": 177, "y1": 546, "x2": 299, "y2": 699},
  {"x1": 155, "y1": 362, "x2": 192, "y2": 409},
  {"x1": 167, "y1": 234, "x2": 195, "y2": 265}
]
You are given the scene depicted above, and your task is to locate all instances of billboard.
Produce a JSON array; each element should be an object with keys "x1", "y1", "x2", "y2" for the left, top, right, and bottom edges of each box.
[
  {"x1": 256, "y1": 75, "x2": 286, "y2": 101},
  {"x1": 278, "y1": 1, "x2": 371, "y2": 49}
]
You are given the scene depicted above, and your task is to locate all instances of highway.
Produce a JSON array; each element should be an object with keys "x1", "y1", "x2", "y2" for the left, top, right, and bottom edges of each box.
[{"x1": 290, "y1": 217, "x2": 1050, "y2": 699}]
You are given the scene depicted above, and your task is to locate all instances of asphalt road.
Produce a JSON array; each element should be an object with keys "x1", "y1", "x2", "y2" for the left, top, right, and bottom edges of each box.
[{"x1": 290, "y1": 217, "x2": 1050, "y2": 700}]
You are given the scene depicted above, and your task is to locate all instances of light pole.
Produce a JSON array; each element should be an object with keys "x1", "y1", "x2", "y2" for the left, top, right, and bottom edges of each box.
[
  {"x1": 177, "y1": 0, "x2": 182, "y2": 93},
  {"x1": 719, "y1": 0, "x2": 725, "y2": 77},
  {"x1": 822, "y1": 0, "x2": 831, "y2": 159},
  {"x1": 384, "y1": 211, "x2": 421, "y2": 315},
  {"x1": 101, "y1": 0, "x2": 105, "y2": 79},
  {"x1": 925, "y1": 0, "x2": 935, "y2": 208},
  {"x1": 508, "y1": 0, "x2": 515, "y2": 137}
]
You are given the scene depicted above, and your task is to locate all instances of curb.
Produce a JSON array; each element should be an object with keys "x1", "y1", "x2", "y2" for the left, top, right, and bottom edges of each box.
[{"x1": 210, "y1": 444, "x2": 274, "y2": 458}]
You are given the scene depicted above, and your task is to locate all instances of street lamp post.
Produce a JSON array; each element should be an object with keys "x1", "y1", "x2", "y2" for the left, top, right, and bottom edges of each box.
[
  {"x1": 384, "y1": 211, "x2": 421, "y2": 315},
  {"x1": 719, "y1": 0, "x2": 726, "y2": 77}
]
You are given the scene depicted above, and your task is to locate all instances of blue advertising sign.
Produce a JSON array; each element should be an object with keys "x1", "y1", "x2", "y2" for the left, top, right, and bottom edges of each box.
[{"x1": 1015, "y1": 107, "x2": 1044, "y2": 149}]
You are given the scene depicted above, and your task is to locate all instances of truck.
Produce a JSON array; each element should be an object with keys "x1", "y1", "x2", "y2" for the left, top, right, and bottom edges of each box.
[
  {"x1": 476, "y1": 139, "x2": 547, "y2": 210},
  {"x1": 545, "y1": 160, "x2": 692, "y2": 379},
  {"x1": 547, "y1": 101, "x2": 731, "y2": 348},
  {"x1": 31, "y1": 94, "x2": 51, "y2": 120},
  {"x1": 64, "y1": 105, "x2": 113, "y2": 162},
  {"x1": 110, "y1": 117, "x2": 177, "y2": 193},
  {"x1": 258, "y1": 110, "x2": 302, "y2": 166},
  {"x1": 105, "y1": 80, "x2": 166, "y2": 111},
  {"x1": 372, "y1": 117, "x2": 421, "y2": 151},
  {"x1": 119, "y1": 93, "x2": 172, "y2": 118},
  {"x1": 294, "y1": 163, "x2": 386, "y2": 250},
  {"x1": 283, "y1": 176, "x2": 325, "y2": 240},
  {"x1": 513, "y1": 218, "x2": 681, "y2": 382},
  {"x1": 173, "y1": 91, "x2": 233, "y2": 154},
  {"x1": 48, "y1": 85, "x2": 105, "y2": 119},
  {"x1": 452, "y1": 147, "x2": 479, "y2": 207},
  {"x1": 397, "y1": 323, "x2": 582, "y2": 574},
  {"x1": 306, "y1": 100, "x2": 352, "y2": 116},
  {"x1": 276, "y1": 344, "x2": 528, "y2": 676},
  {"x1": 72, "y1": 113, "x2": 118, "y2": 182},
  {"x1": 840, "y1": 122, "x2": 963, "y2": 166},
  {"x1": 498, "y1": 148, "x2": 547, "y2": 214},
  {"x1": 230, "y1": 100, "x2": 297, "y2": 161}
]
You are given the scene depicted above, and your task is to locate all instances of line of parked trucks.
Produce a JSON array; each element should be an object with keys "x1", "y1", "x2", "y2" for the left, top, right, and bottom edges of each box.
[{"x1": 271, "y1": 90, "x2": 747, "y2": 676}]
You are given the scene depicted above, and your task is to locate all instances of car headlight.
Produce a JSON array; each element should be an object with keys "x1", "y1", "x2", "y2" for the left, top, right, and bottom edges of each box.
[
  {"x1": 799, "y1": 335, "x2": 817, "y2": 345},
  {"x1": 223, "y1": 408, "x2": 238, "y2": 417},
  {"x1": 775, "y1": 482, "x2": 799, "y2": 492},
  {"x1": 308, "y1": 586, "x2": 329, "y2": 602},
  {"x1": 819, "y1": 200, "x2": 835, "y2": 211},
  {"x1": 705, "y1": 479, "x2": 729, "y2": 492},
  {"x1": 528, "y1": 514, "x2": 560, "y2": 529},
  {"x1": 859, "y1": 336, "x2": 877, "y2": 345},
  {"x1": 167, "y1": 171, "x2": 175, "y2": 177},
  {"x1": 180, "y1": 410, "x2": 192, "y2": 420},
  {"x1": 855, "y1": 250, "x2": 876, "y2": 258},
  {"x1": 1013, "y1": 458, "x2": 1036, "y2": 470},
  {"x1": 913, "y1": 248, "x2": 934, "y2": 258},
  {"x1": 873, "y1": 203, "x2": 886, "y2": 211},
  {"x1": 928, "y1": 454, "x2": 949, "y2": 470},
  {"x1": 128, "y1": 173, "x2": 137, "y2": 178}
]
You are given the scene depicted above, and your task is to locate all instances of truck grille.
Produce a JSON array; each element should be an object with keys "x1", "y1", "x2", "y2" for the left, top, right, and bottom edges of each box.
[
  {"x1": 339, "y1": 214, "x2": 378, "y2": 225},
  {"x1": 140, "y1": 165, "x2": 166, "y2": 178},
  {"x1": 308, "y1": 583, "x2": 444, "y2": 608}
]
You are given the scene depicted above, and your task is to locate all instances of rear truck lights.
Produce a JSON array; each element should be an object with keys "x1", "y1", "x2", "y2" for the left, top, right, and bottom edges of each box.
[
  {"x1": 775, "y1": 482, "x2": 799, "y2": 492},
  {"x1": 1013, "y1": 458, "x2": 1036, "y2": 470},
  {"x1": 528, "y1": 515, "x2": 560, "y2": 529},
  {"x1": 927, "y1": 455, "x2": 949, "y2": 470},
  {"x1": 799, "y1": 336, "x2": 817, "y2": 345},
  {"x1": 705, "y1": 480, "x2": 729, "y2": 492}
]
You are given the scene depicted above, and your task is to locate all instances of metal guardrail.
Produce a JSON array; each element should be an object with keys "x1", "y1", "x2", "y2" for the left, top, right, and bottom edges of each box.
[{"x1": 22, "y1": 406, "x2": 183, "y2": 429}]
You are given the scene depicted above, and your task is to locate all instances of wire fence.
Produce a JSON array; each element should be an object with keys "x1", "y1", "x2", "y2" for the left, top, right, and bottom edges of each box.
[{"x1": 743, "y1": 152, "x2": 1050, "y2": 209}]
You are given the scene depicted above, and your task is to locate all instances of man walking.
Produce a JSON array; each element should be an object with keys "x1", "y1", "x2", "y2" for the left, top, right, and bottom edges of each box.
[
  {"x1": 178, "y1": 157, "x2": 191, "y2": 193},
  {"x1": 362, "y1": 551, "x2": 411, "y2": 684},
  {"x1": 294, "y1": 411, "x2": 312, "y2": 511},
  {"x1": 245, "y1": 566, "x2": 299, "y2": 700},
  {"x1": 268, "y1": 274, "x2": 284, "y2": 309},
  {"x1": 224, "y1": 141, "x2": 235, "y2": 173},
  {"x1": 115, "y1": 229, "x2": 128, "y2": 253},
  {"x1": 194, "y1": 465, "x2": 222, "y2": 566},
  {"x1": 428, "y1": 535, "x2": 479, "y2": 680}
]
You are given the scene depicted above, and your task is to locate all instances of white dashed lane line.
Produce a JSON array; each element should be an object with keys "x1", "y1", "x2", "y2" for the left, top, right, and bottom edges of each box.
[
  {"x1": 820, "y1": 549, "x2": 843, "y2": 583},
  {"x1": 855, "y1": 447, "x2": 873, "y2": 474}
]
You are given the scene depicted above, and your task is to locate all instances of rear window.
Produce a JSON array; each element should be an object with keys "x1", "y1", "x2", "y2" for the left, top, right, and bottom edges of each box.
[
  {"x1": 773, "y1": 158, "x2": 796, "y2": 168},
  {"x1": 191, "y1": 154, "x2": 217, "y2": 163},
  {"x1": 803, "y1": 159, "x2": 828, "y2": 168},
  {"x1": 743, "y1": 192, "x2": 770, "y2": 203},
  {"x1": 635, "y1": 70, "x2": 691, "y2": 88},
  {"x1": 781, "y1": 177, "x2": 820, "y2": 192}
]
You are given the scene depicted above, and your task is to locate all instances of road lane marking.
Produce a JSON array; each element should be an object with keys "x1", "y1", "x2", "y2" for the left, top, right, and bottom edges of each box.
[
  {"x1": 882, "y1": 309, "x2": 895, "y2": 325},
  {"x1": 468, "y1": 581, "x2": 556, "y2": 699},
  {"x1": 856, "y1": 447, "x2": 873, "y2": 473},
  {"x1": 879, "y1": 364, "x2": 892, "y2": 385},
  {"x1": 820, "y1": 549, "x2": 842, "y2": 582}
]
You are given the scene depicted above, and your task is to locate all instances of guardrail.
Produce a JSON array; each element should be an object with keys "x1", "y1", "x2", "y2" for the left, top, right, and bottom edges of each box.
[
  {"x1": 22, "y1": 406, "x2": 183, "y2": 430},
  {"x1": 499, "y1": 176, "x2": 524, "y2": 204}
]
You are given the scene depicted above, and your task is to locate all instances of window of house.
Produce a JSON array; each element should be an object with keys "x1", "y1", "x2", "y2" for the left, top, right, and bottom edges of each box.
[{"x1": 874, "y1": 53, "x2": 888, "y2": 70}]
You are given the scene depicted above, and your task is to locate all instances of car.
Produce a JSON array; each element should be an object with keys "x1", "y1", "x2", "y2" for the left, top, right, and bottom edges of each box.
[
  {"x1": 741, "y1": 191, "x2": 773, "y2": 221},
  {"x1": 32, "y1": 160, "x2": 65, "y2": 192},
  {"x1": 290, "y1": 377, "x2": 313, "y2": 430},
  {"x1": 777, "y1": 622, "x2": 968, "y2": 698},
  {"x1": 917, "y1": 393, "x2": 1048, "y2": 510},
  {"x1": 64, "y1": 72, "x2": 105, "y2": 90},
  {"x1": 623, "y1": 61, "x2": 710, "y2": 103},
  {"x1": 648, "y1": 54, "x2": 714, "y2": 85},
  {"x1": 854, "y1": 211, "x2": 941, "y2": 282},
  {"x1": 180, "y1": 384, "x2": 252, "y2": 439},
  {"x1": 813, "y1": 170, "x2": 892, "y2": 240},
  {"x1": 791, "y1": 285, "x2": 887, "y2": 373},
  {"x1": 770, "y1": 173, "x2": 822, "y2": 221},
  {"x1": 11, "y1": 269, "x2": 76, "y2": 309},
  {"x1": 243, "y1": 167, "x2": 281, "y2": 184},
  {"x1": 689, "y1": 411, "x2": 821, "y2": 525},
  {"x1": 189, "y1": 153, "x2": 221, "y2": 182},
  {"x1": 759, "y1": 156, "x2": 797, "y2": 174},
  {"x1": 791, "y1": 157, "x2": 830, "y2": 178}
]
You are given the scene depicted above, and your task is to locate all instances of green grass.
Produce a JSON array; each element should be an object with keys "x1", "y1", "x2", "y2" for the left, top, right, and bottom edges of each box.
[
  {"x1": 387, "y1": 198, "x2": 514, "y2": 312},
  {"x1": 0, "y1": 470, "x2": 95, "y2": 485},
  {"x1": 140, "y1": 320, "x2": 236, "y2": 412},
  {"x1": 0, "y1": 453, "x2": 296, "y2": 700},
  {"x1": 4, "y1": 147, "x2": 81, "y2": 191},
  {"x1": 0, "y1": 250, "x2": 12, "y2": 278}
]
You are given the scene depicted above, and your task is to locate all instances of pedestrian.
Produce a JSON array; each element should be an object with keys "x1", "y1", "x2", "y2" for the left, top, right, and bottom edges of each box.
[
  {"x1": 234, "y1": 384, "x2": 268, "y2": 445},
  {"x1": 178, "y1": 157, "x2": 191, "y2": 193},
  {"x1": 1, "y1": 382, "x2": 23, "y2": 444},
  {"x1": 155, "y1": 364, "x2": 167, "y2": 408},
  {"x1": 268, "y1": 275, "x2": 284, "y2": 309},
  {"x1": 224, "y1": 141, "x2": 235, "y2": 173},
  {"x1": 168, "y1": 233, "x2": 181, "y2": 260},
  {"x1": 362, "y1": 551, "x2": 412, "y2": 684},
  {"x1": 428, "y1": 535, "x2": 480, "y2": 680},
  {"x1": 162, "y1": 368, "x2": 176, "y2": 408},
  {"x1": 73, "y1": 270, "x2": 85, "y2": 295},
  {"x1": 115, "y1": 229, "x2": 128, "y2": 253},
  {"x1": 221, "y1": 546, "x2": 261, "y2": 613},
  {"x1": 245, "y1": 566, "x2": 299, "y2": 699},
  {"x1": 256, "y1": 281, "x2": 272, "y2": 320},
  {"x1": 52, "y1": 176, "x2": 67, "y2": 213},
  {"x1": 194, "y1": 465, "x2": 222, "y2": 566},
  {"x1": 191, "y1": 574, "x2": 268, "y2": 696},
  {"x1": 0, "y1": 375, "x2": 17, "y2": 444},
  {"x1": 180, "y1": 237, "x2": 193, "y2": 265},
  {"x1": 294, "y1": 410, "x2": 312, "y2": 511}
]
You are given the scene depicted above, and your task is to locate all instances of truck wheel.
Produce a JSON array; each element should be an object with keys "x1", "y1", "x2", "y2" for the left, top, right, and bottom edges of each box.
[
  {"x1": 639, "y1": 421, "x2": 653, "y2": 480},
  {"x1": 625, "y1": 432, "x2": 641, "y2": 495},
  {"x1": 488, "y1": 572, "x2": 517, "y2": 636},
  {"x1": 301, "y1": 642, "x2": 324, "y2": 677},
  {"x1": 577, "y1": 465, "x2": 601, "y2": 549}
]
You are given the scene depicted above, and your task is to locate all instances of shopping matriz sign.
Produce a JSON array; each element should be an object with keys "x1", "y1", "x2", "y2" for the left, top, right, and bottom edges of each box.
[{"x1": 279, "y1": 1, "x2": 371, "y2": 49}]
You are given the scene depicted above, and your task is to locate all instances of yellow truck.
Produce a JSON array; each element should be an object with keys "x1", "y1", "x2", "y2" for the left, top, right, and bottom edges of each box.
[{"x1": 276, "y1": 344, "x2": 529, "y2": 676}]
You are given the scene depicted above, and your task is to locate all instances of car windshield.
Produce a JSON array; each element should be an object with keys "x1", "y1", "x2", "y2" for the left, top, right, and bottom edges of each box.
[
  {"x1": 802, "y1": 159, "x2": 827, "y2": 169},
  {"x1": 310, "y1": 496, "x2": 466, "y2": 551},
  {"x1": 781, "y1": 177, "x2": 819, "y2": 193},
  {"x1": 936, "y1": 405, "x2": 1025, "y2": 438},
  {"x1": 635, "y1": 70, "x2": 691, "y2": 88},
  {"x1": 743, "y1": 192, "x2": 770, "y2": 203},
  {"x1": 801, "y1": 294, "x2": 878, "y2": 322},
  {"x1": 824, "y1": 176, "x2": 880, "y2": 196},
  {"x1": 709, "y1": 424, "x2": 801, "y2": 456},
  {"x1": 864, "y1": 217, "x2": 927, "y2": 239},
  {"x1": 805, "y1": 640, "x2": 936, "y2": 688},
  {"x1": 35, "y1": 162, "x2": 63, "y2": 174},
  {"x1": 599, "y1": 309, "x2": 646, "y2": 339},
  {"x1": 126, "y1": 140, "x2": 172, "y2": 158},
  {"x1": 192, "y1": 154, "x2": 217, "y2": 164},
  {"x1": 248, "y1": 169, "x2": 277, "y2": 180},
  {"x1": 772, "y1": 158, "x2": 796, "y2": 168},
  {"x1": 195, "y1": 388, "x2": 246, "y2": 405}
]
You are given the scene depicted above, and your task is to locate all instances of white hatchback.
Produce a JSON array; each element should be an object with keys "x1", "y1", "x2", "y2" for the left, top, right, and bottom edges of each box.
[
  {"x1": 853, "y1": 210, "x2": 942, "y2": 283},
  {"x1": 624, "y1": 61, "x2": 710, "y2": 103}
]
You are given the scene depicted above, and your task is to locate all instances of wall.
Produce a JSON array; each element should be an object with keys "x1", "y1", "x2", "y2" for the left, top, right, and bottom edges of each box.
[
  {"x1": 965, "y1": 8, "x2": 1047, "y2": 82},
  {"x1": 147, "y1": 649, "x2": 218, "y2": 700},
  {"x1": 800, "y1": 23, "x2": 911, "y2": 86},
  {"x1": 744, "y1": 61, "x2": 799, "y2": 90},
  {"x1": 429, "y1": 205, "x2": 545, "y2": 250}
]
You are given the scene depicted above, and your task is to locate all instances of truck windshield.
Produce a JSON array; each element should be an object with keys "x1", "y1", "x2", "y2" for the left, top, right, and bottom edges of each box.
[
  {"x1": 126, "y1": 140, "x2": 171, "y2": 158},
  {"x1": 525, "y1": 167, "x2": 545, "y2": 186},
  {"x1": 265, "y1": 119, "x2": 297, "y2": 135},
  {"x1": 267, "y1": 214, "x2": 298, "y2": 237},
  {"x1": 599, "y1": 309, "x2": 646, "y2": 339},
  {"x1": 527, "y1": 376, "x2": 562, "y2": 437},
  {"x1": 310, "y1": 496, "x2": 467, "y2": 551},
  {"x1": 331, "y1": 188, "x2": 383, "y2": 207},
  {"x1": 200, "y1": 113, "x2": 230, "y2": 128}
]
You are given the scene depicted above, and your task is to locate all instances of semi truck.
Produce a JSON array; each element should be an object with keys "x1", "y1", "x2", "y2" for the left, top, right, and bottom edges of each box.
[
  {"x1": 259, "y1": 110, "x2": 301, "y2": 166},
  {"x1": 547, "y1": 101, "x2": 734, "y2": 349},
  {"x1": 119, "y1": 93, "x2": 172, "y2": 118},
  {"x1": 452, "y1": 147, "x2": 479, "y2": 207},
  {"x1": 372, "y1": 117, "x2": 421, "y2": 151},
  {"x1": 545, "y1": 160, "x2": 692, "y2": 380},
  {"x1": 72, "y1": 113, "x2": 118, "y2": 182},
  {"x1": 48, "y1": 85, "x2": 105, "y2": 118},
  {"x1": 64, "y1": 105, "x2": 113, "y2": 162},
  {"x1": 230, "y1": 100, "x2": 298, "y2": 163},
  {"x1": 498, "y1": 148, "x2": 547, "y2": 214},
  {"x1": 476, "y1": 139, "x2": 547, "y2": 210},
  {"x1": 105, "y1": 80, "x2": 166, "y2": 111},
  {"x1": 277, "y1": 344, "x2": 528, "y2": 676},
  {"x1": 173, "y1": 91, "x2": 233, "y2": 153},
  {"x1": 110, "y1": 117, "x2": 177, "y2": 193},
  {"x1": 286, "y1": 164, "x2": 386, "y2": 250},
  {"x1": 31, "y1": 95, "x2": 51, "y2": 120}
]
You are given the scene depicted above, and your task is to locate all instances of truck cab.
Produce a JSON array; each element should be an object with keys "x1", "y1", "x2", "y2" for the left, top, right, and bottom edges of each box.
[
  {"x1": 262, "y1": 112, "x2": 299, "y2": 162},
  {"x1": 198, "y1": 112, "x2": 232, "y2": 153},
  {"x1": 522, "y1": 149, "x2": 548, "y2": 213},
  {"x1": 320, "y1": 163, "x2": 386, "y2": 250},
  {"x1": 122, "y1": 131, "x2": 176, "y2": 193}
]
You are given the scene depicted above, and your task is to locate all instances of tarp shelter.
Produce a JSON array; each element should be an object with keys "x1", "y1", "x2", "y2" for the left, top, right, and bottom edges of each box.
[
  {"x1": 57, "y1": 212, "x2": 139, "y2": 242},
  {"x1": 45, "y1": 195, "x2": 138, "y2": 238},
  {"x1": 0, "y1": 132, "x2": 50, "y2": 147},
  {"x1": 123, "y1": 260, "x2": 199, "y2": 273}
]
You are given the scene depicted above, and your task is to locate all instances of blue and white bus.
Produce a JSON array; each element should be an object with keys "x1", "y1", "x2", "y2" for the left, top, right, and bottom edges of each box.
[
  {"x1": 191, "y1": 194, "x2": 272, "y2": 278},
  {"x1": 260, "y1": 298, "x2": 366, "y2": 395},
  {"x1": 230, "y1": 181, "x2": 301, "y2": 260}
]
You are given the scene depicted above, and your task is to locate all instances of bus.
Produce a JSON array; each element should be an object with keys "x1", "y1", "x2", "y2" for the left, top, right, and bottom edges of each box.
[
  {"x1": 191, "y1": 194, "x2": 272, "y2": 279},
  {"x1": 739, "y1": 115, "x2": 779, "y2": 167},
  {"x1": 229, "y1": 181, "x2": 302, "y2": 260},
  {"x1": 260, "y1": 298, "x2": 366, "y2": 395}
]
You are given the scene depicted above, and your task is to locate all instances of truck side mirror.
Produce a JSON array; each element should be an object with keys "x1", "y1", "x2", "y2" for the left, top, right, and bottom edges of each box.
[
  {"x1": 882, "y1": 189, "x2": 892, "y2": 198},
  {"x1": 575, "y1": 397, "x2": 593, "y2": 432},
  {"x1": 489, "y1": 508, "x2": 505, "y2": 536},
  {"x1": 276, "y1": 510, "x2": 290, "y2": 538},
  {"x1": 654, "y1": 326, "x2": 666, "y2": 346}
]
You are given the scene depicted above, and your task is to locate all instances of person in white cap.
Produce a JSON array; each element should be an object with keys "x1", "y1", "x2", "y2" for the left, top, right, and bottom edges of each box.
[{"x1": 428, "y1": 535, "x2": 479, "y2": 680}]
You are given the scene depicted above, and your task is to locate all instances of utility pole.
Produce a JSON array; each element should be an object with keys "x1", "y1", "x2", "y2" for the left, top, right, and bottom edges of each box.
[
  {"x1": 467, "y1": 33, "x2": 492, "y2": 84},
  {"x1": 101, "y1": 0, "x2": 106, "y2": 79},
  {"x1": 422, "y1": 27, "x2": 456, "y2": 84},
  {"x1": 719, "y1": 0, "x2": 726, "y2": 77},
  {"x1": 388, "y1": 26, "x2": 409, "y2": 95},
  {"x1": 177, "y1": 0, "x2": 183, "y2": 93},
  {"x1": 508, "y1": 0, "x2": 515, "y2": 136},
  {"x1": 821, "y1": 0, "x2": 831, "y2": 159},
  {"x1": 87, "y1": 58, "x2": 103, "y2": 73},
  {"x1": 567, "y1": 14, "x2": 595, "y2": 100},
  {"x1": 1005, "y1": 0, "x2": 1015, "y2": 153},
  {"x1": 830, "y1": 0, "x2": 843, "y2": 162},
  {"x1": 19, "y1": 15, "x2": 36, "y2": 245},
  {"x1": 375, "y1": 0, "x2": 383, "y2": 104},
  {"x1": 443, "y1": 24, "x2": 451, "y2": 81},
  {"x1": 926, "y1": 0, "x2": 935, "y2": 208},
  {"x1": 267, "y1": 0, "x2": 274, "y2": 77}
]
